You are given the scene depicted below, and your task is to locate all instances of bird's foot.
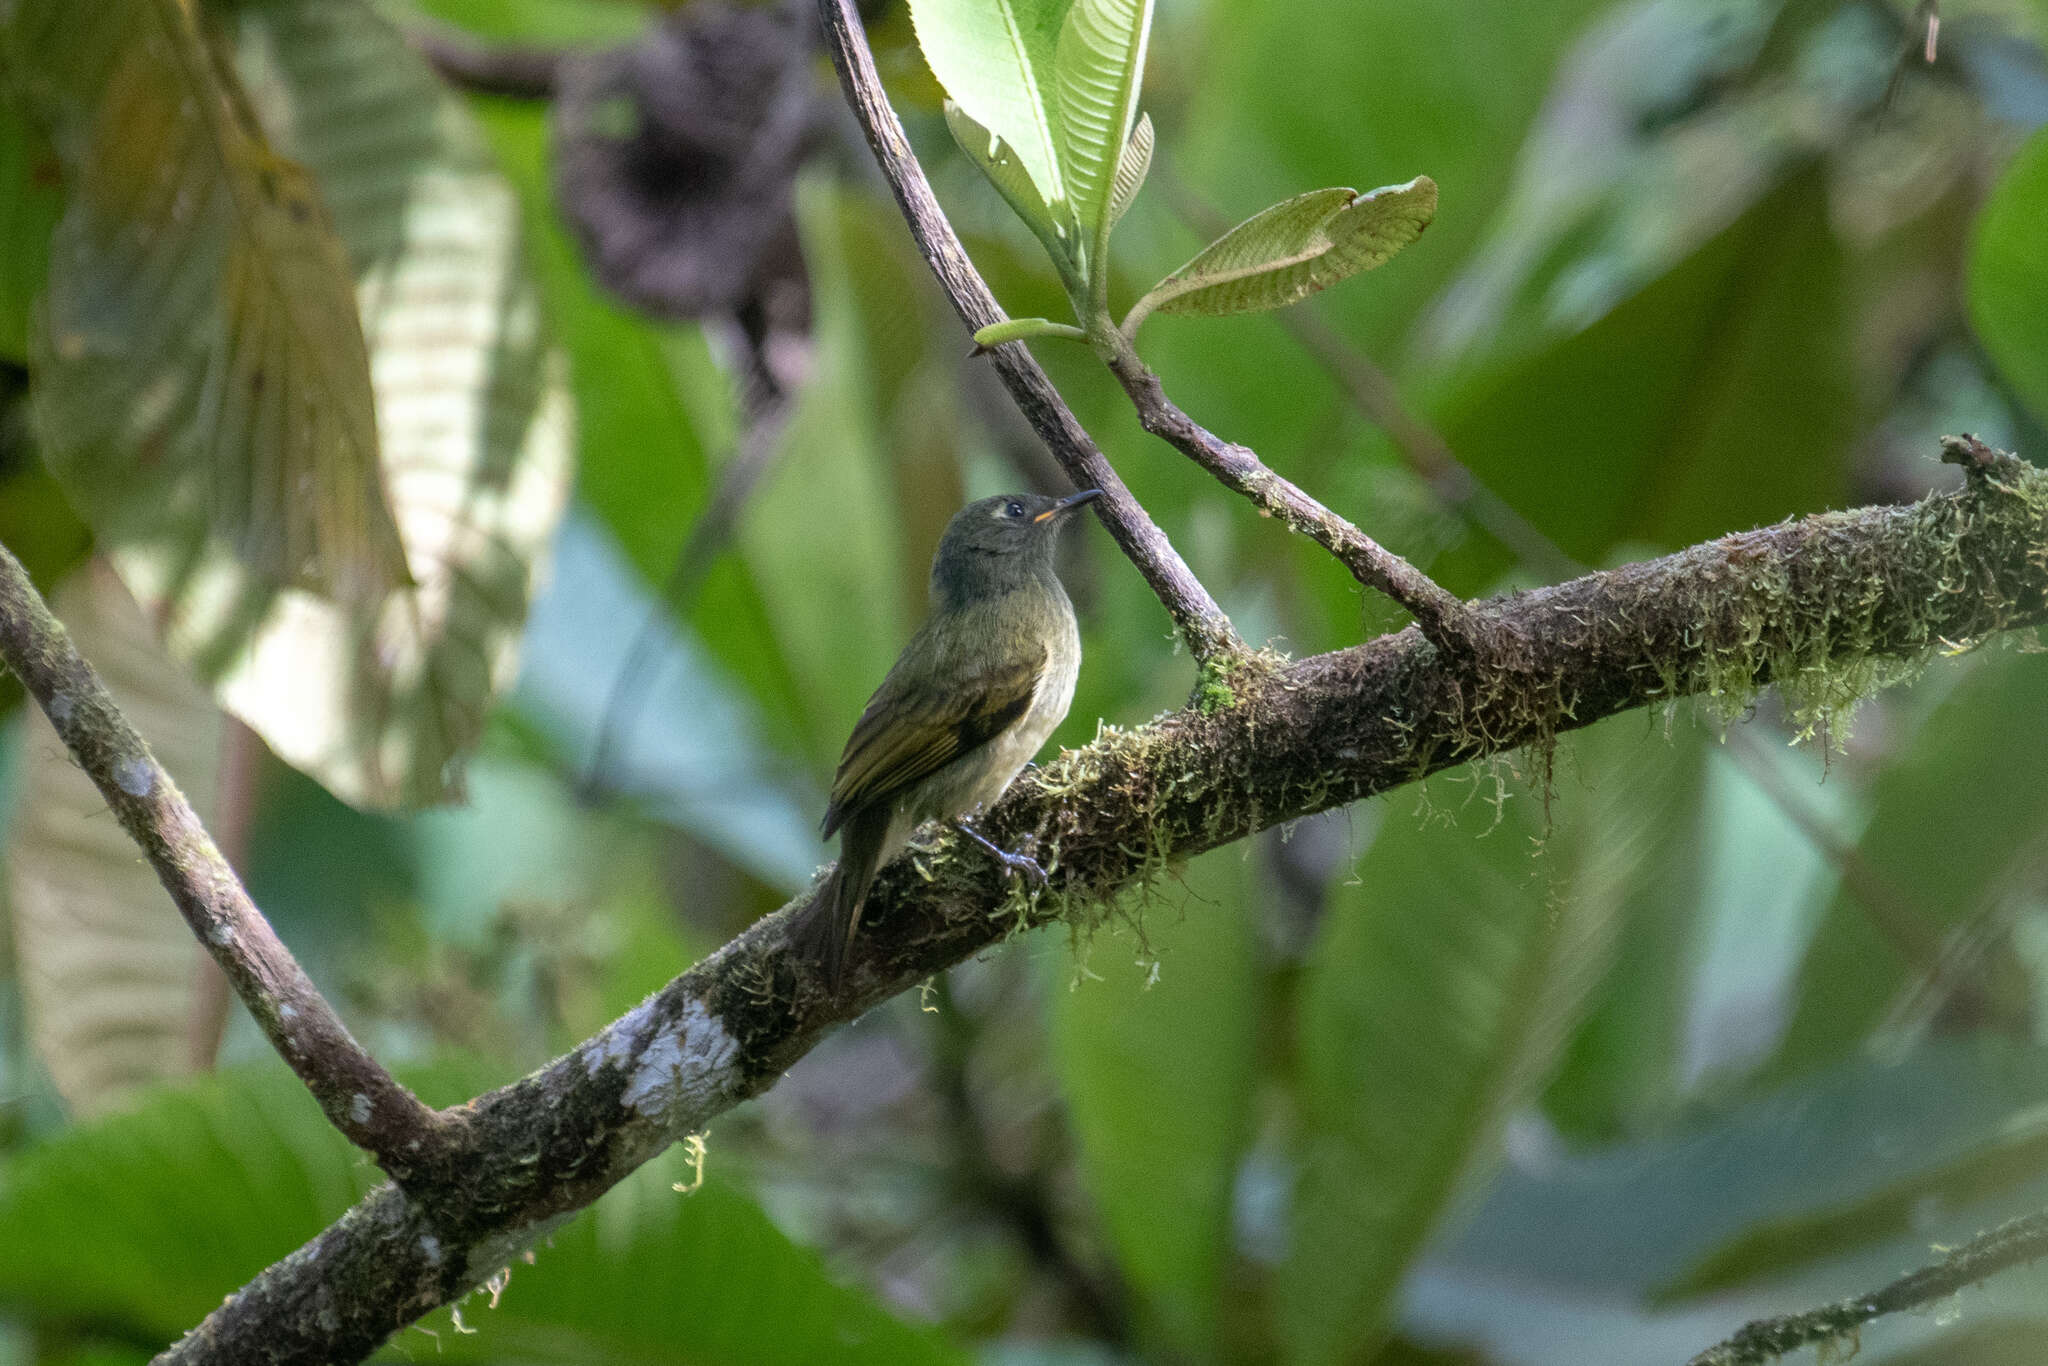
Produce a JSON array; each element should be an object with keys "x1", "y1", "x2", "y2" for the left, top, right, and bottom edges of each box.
[{"x1": 952, "y1": 819, "x2": 1049, "y2": 888}]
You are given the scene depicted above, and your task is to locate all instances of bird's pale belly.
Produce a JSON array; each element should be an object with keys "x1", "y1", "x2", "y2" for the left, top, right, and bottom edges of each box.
[{"x1": 890, "y1": 615, "x2": 1079, "y2": 858}]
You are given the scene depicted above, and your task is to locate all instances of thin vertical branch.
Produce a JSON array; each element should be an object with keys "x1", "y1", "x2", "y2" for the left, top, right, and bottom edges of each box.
[{"x1": 814, "y1": 0, "x2": 1244, "y2": 667}]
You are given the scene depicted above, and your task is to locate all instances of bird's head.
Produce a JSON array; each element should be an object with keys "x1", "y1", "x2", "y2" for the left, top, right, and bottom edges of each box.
[{"x1": 930, "y1": 489, "x2": 1100, "y2": 601}]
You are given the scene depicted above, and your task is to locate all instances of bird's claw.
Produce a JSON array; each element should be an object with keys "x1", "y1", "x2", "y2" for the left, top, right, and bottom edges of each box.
[
  {"x1": 952, "y1": 819, "x2": 1050, "y2": 888},
  {"x1": 995, "y1": 848, "x2": 1049, "y2": 887}
]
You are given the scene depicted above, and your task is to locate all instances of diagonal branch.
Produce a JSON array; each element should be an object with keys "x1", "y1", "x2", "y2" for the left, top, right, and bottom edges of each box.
[
  {"x1": 1684, "y1": 1207, "x2": 2048, "y2": 1366},
  {"x1": 1097, "y1": 333, "x2": 1479, "y2": 652},
  {"x1": 814, "y1": 0, "x2": 1470, "y2": 657},
  {"x1": 152, "y1": 444, "x2": 2048, "y2": 1365},
  {"x1": 812, "y1": 0, "x2": 1242, "y2": 668},
  {"x1": 0, "y1": 548, "x2": 458, "y2": 1184}
]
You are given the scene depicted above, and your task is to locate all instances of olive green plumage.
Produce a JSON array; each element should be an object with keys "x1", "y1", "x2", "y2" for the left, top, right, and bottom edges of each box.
[{"x1": 803, "y1": 489, "x2": 1099, "y2": 992}]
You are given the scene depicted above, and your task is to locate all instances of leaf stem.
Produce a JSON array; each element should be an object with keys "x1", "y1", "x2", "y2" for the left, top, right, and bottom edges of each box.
[{"x1": 973, "y1": 317, "x2": 1091, "y2": 350}]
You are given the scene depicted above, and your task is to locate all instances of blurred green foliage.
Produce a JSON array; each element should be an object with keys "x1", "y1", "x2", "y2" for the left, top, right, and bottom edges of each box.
[{"x1": 2, "y1": 0, "x2": 2048, "y2": 1364}]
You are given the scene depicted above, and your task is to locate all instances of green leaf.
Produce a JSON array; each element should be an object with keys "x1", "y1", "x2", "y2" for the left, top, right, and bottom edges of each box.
[
  {"x1": 0, "y1": 98, "x2": 60, "y2": 363},
  {"x1": 1105, "y1": 109, "x2": 1152, "y2": 234},
  {"x1": 8, "y1": 562, "x2": 221, "y2": 1115},
  {"x1": 1656, "y1": 1102, "x2": 2048, "y2": 1300},
  {"x1": 908, "y1": 0, "x2": 1069, "y2": 219},
  {"x1": 0, "y1": 1063, "x2": 966, "y2": 1365},
  {"x1": 1769, "y1": 650, "x2": 2048, "y2": 1082},
  {"x1": 466, "y1": 97, "x2": 814, "y2": 749},
  {"x1": 1429, "y1": 167, "x2": 1852, "y2": 585},
  {"x1": 1049, "y1": 847, "x2": 1261, "y2": 1355},
  {"x1": 944, "y1": 99, "x2": 1081, "y2": 292},
  {"x1": 1052, "y1": 0, "x2": 1151, "y2": 282},
  {"x1": 1281, "y1": 742, "x2": 1634, "y2": 1365},
  {"x1": 1969, "y1": 127, "x2": 2048, "y2": 428},
  {"x1": 1542, "y1": 724, "x2": 1715, "y2": 1140},
  {"x1": 10, "y1": 0, "x2": 410, "y2": 605},
  {"x1": 1123, "y1": 179, "x2": 1437, "y2": 337},
  {"x1": 60, "y1": 0, "x2": 574, "y2": 808}
]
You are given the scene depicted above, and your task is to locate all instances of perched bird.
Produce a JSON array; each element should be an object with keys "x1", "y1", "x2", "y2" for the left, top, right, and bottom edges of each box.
[{"x1": 803, "y1": 488, "x2": 1100, "y2": 992}]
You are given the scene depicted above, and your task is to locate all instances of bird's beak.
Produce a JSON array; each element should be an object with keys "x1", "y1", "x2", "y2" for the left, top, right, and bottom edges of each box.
[{"x1": 1034, "y1": 488, "x2": 1103, "y2": 523}]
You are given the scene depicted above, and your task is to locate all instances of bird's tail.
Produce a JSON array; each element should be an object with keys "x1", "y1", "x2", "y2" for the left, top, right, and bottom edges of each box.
[{"x1": 798, "y1": 805, "x2": 890, "y2": 994}]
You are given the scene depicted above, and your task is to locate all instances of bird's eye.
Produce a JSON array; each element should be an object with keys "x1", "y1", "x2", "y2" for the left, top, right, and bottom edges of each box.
[{"x1": 1004, "y1": 500, "x2": 1025, "y2": 519}]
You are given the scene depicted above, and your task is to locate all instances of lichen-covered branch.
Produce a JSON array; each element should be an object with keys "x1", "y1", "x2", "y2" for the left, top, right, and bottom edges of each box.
[
  {"x1": 1683, "y1": 1207, "x2": 2048, "y2": 1366},
  {"x1": 0, "y1": 547, "x2": 456, "y2": 1183},
  {"x1": 813, "y1": 0, "x2": 1242, "y2": 667},
  {"x1": 157, "y1": 446, "x2": 2048, "y2": 1365}
]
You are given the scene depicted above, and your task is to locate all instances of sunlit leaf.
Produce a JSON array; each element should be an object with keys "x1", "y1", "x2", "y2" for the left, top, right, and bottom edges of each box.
[
  {"x1": 11, "y1": 0, "x2": 410, "y2": 604},
  {"x1": 1123, "y1": 178, "x2": 1437, "y2": 336},
  {"x1": 7, "y1": 562, "x2": 220, "y2": 1116},
  {"x1": 945, "y1": 99, "x2": 1080, "y2": 289},
  {"x1": 1969, "y1": 126, "x2": 2048, "y2": 428},
  {"x1": 909, "y1": 0, "x2": 1069, "y2": 218},
  {"x1": 1049, "y1": 847, "x2": 1260, "y2": 1354},
  {"x1": 52, "y1": 0, "x2": 574, "y2": 808},
  {"x1": 1105, "y1": 109, "x2": 1152, "y2": 234},
  {"x1": 1053, "y1": 0, "x2": 1150, "y2": 272}
]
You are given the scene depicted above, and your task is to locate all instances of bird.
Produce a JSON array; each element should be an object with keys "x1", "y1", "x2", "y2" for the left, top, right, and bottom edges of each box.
[{"x1": 801, "y1": 488, "x2": 1100, "y2": 993}]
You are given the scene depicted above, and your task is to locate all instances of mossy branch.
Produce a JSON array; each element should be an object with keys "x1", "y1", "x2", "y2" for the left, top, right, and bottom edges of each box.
[
  {"x1": 152, "y1": 444, "x2": 2048, "y2": 1365},
  {"x1": 1684, "y1": 1207, "x2": 2048, "y2": 1366}
]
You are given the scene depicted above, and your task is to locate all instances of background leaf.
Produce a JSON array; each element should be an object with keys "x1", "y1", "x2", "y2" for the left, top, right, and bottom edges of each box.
[
  {"x1": 66, "y1": 0, "x2": 574, "y2": 808},
  {"x1": 0, "y1": 1063, "x2": 965, "y2": 1365},
  {"x1": 1047, "y1": 846, "x2": 1261, "y2": 1356},
  {"x1": 1279, "y1": 757, "x2": 1607, "y2": 1366},
  {"x1": 11, "y1": 0, "x2": 409, "y2": 605},
  {"x1": 6, "y1": 562, "x2": 220, "y2": 1115},
  {"x1": 0, "y1": 97, "x2": 60, "y2": 365},
  {"x1": 1969, "y1": 125, "x2": 2048, "y2": 428},
  {"x1": 1767, "y1": 650, "x2": 2048, "y2": 1084}
]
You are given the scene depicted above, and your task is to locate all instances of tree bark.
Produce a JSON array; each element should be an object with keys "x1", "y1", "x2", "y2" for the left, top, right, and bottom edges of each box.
[{"x1": 146, "y1": 444, "x2": 2048, "y2": 1364}]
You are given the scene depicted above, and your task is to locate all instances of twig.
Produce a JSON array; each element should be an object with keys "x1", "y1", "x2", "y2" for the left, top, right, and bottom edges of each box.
[
  {"x1": 186, "y1": 714, "x2": 265, "y2": 1071},
  {"x1": 409, "y1": 25, "x2": 565, "y2": 100},
  {"x1": 0, "y1": 546, "x2": 454, "y2": 1183},
  {"x1": 1684, "y1": 1207, "x2": 2048, "y2": 1366},
  {"x1": 814, "y1": 0, "x2": 1243, "y2": 668},
  {"x1": 1158, "y1": 167, "x2": 1581, "y2": 584},
  {"x1": 1098, "y1": 334, "x2": 1479, "y2": 654},
  {"x1": 153, "y1": 446, "x2": 2048, "y2": 1365},
  {"x1": 1165, "y1": 169, "x2": 1933, "y2": 967}
]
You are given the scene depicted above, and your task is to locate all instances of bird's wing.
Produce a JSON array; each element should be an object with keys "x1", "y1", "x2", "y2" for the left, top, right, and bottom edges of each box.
[{"x1": 823, "y1": 642, "x2": 1046, "y2": 839}]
